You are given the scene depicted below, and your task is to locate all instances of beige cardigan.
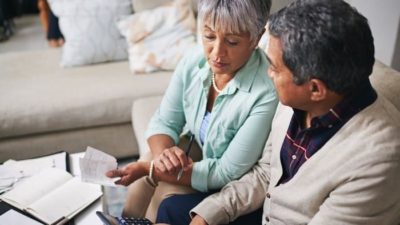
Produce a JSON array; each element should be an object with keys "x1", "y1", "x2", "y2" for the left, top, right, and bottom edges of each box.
[{"x1": 192, "y1": 96, "x2": 400, "y2": 225}]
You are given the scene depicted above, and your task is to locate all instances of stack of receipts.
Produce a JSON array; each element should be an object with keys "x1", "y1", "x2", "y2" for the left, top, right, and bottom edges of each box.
[{"x1": 79, "y1": 147, "x2": 120, "y2": 186}]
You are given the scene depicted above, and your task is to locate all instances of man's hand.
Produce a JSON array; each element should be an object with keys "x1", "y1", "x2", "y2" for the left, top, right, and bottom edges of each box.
[
  {"x1": 190, "y1": 215, "x2": 208, "y2": 225},
  {"x1": 106, "y1": 161, "x2": 148, "y2": 186}
]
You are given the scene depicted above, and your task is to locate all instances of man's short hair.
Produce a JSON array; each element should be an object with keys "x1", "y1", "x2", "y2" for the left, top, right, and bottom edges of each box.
[{"x1": 268, "y1": 0, "x2": 375, "y2": 94}]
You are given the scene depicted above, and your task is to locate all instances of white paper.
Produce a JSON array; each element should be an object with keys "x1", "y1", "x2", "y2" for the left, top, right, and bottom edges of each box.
[
  {"x1": 69, "y1": 152, "x2": 86, "y2": 177},
  {"x1": 3, "y1": 152, "x2": 67, "y2": 177},
  {"x1": 79, "y1": 147, "x2": 119, "y2": 186},
  {"x1": 0, "y1": 166, "x2": 23, "y2": 189},
  {"x1": 0, "y1": 209, "x2": 42, "y2": 225},
  {"x1": 1, "y1": 152, "x2": 68, "y2": 194}
]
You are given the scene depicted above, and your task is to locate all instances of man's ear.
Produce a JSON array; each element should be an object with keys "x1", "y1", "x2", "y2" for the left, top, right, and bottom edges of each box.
[{"x1": 309, "y1": 79, "x2": 327, "y2": 101}]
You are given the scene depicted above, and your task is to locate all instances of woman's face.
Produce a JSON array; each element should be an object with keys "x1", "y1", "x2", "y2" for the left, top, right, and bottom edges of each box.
[{"x1": 202, "y1": 24, "x2": 256, "y2": 76}]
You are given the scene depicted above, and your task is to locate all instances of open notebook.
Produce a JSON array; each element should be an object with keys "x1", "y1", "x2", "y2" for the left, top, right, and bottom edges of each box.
[{"x1": 0, "y1": 168, "x2": 102, "y2": 224}]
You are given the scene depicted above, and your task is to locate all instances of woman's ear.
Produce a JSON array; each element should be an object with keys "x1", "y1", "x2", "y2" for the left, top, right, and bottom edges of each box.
[{"x1": 309, "y1": 79, "x2": 328, "y2": 101}]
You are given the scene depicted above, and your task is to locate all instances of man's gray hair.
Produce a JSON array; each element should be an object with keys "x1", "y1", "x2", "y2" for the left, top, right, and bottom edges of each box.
[{"x1": 198, "y1": 0, "x2": 271, "y2": 43}]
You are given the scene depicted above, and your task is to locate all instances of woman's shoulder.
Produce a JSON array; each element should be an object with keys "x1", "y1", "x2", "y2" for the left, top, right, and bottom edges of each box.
[{"x1": 179, "y1": 45, "x2": 206, "y2": 70}]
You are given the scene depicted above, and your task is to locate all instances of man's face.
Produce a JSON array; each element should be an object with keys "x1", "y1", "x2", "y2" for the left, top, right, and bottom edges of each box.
[
  {"x1": 202, "y1": 23, "x2": 256, "y2": 76},
  {"x1": 266, "y1": 36, "x2": 310, "y2": 108}
]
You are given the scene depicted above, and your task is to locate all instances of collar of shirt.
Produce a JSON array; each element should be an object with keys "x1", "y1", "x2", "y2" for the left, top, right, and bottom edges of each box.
[
  {"x1": 197, "y1": 48, "x2": 264, "y2": 95},
  {"x1": 293, "y1": 80, "x2": 377, "y2": 130}
]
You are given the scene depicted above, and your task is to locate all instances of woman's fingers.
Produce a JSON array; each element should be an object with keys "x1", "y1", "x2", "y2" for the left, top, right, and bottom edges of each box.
[
  {"x1": 174, "y1": 148, "x2": 190, "y2": 170},
  {"x1": 105, "y1": 169, "x2": 121, "y2": 178},
  {"x1": 154, "y1": 147, "x2": 187, "y2": 174}
]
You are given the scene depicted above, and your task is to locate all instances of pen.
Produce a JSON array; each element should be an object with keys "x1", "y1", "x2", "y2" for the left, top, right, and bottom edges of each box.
[{"x1": 177, "y1": 134, "x2": 195, "y2": 181}]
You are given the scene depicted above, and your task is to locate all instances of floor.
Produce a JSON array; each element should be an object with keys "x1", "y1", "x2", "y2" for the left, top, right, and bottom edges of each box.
[{"x1": 0, "y1": 15, "x2": 48, "y2": 53}]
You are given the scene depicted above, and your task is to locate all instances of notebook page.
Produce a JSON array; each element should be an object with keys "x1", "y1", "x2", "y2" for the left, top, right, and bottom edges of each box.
[
  {"x1": 0, "y1": 168, "x2": 72, "y2": 210},
  {"x1": 26, "y1": 177, "x2": 102, "y2": 224}
]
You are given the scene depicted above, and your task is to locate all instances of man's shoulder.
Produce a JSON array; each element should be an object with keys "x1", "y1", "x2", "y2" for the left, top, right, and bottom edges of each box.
[
  {"x1": 328, "y1": 96, "x2": 400, "y2": 165},
  {"x1": 358, "y1": 95, "x2": 400, "y2": 127}
]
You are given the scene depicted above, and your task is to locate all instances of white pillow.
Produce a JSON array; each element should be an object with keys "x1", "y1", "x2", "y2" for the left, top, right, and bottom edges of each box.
[
  {"x1": 117, "y1": 0, "x2": 197, "y2": 73},
  {"x1": 49, "y1": 0, "x2": 132, "y2": 67}
]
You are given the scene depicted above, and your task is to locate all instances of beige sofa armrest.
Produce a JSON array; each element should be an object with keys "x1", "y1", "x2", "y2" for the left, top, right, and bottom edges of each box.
[{"x1": 132, "y1": 95, "x2": 163, "y2": 157}]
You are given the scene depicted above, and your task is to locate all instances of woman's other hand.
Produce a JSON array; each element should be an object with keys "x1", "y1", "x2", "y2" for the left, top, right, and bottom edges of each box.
[
  {"x1": 154, "y1": 147, "x2": 192, "y2": 175},
  {"x1": 105, "y1": 162, "x2": 149, "y2": 186}
]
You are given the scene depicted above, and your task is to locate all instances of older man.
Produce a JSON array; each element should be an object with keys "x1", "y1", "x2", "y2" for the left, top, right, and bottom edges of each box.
[{"x1": 156, "y1": 0, "x2": 400, "y2": 224}]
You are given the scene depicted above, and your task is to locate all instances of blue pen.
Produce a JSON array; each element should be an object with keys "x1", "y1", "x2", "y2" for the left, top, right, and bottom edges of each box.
[{"x1": 177, "y1": 134, "x2": 195, "y2": 181}]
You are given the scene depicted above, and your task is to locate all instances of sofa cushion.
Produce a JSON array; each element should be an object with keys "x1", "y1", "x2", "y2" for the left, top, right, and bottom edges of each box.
[
  {"x1": 0, "y1": 49, "x2": 172, "y2": 139},
  {"x1": 49, "y1": 0, "x2": 132, "y2": 67}
]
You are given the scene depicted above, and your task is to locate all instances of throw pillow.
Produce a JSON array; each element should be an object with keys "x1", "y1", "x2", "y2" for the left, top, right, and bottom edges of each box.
[
  {"x1": 117, "y1": 0, "x2": 197, "y2": 73},
  {"x1": 49, "y1": 0, "x2": 132, "y2": 67},
  {"x1": 131, "y1": 0, "x2": 173, "y2": 12}
]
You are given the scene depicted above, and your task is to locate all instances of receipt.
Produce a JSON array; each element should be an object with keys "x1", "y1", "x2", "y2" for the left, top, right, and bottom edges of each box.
[{"x1": 79, "y1": 147, "x2": 119, "y2": 186}]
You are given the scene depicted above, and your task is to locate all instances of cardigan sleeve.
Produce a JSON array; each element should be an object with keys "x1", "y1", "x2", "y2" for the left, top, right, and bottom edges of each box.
[{"x1": 191, "y1": 134, "x2": 274, "y2": 224}]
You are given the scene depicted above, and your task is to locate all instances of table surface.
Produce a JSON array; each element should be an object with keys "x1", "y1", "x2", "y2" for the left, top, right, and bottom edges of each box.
[{"x1": 69, "y1": 152, "x2": 104, "y2": 225}]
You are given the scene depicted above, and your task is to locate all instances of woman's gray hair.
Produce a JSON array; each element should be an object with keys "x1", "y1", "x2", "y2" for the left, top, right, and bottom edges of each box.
[{"x1": 198, "y1": 0, "x2": 271, "y2": 43}]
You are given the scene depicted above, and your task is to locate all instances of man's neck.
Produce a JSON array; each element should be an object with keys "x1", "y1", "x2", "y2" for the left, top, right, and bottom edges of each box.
[{"x1": 304, "y1": 94, "x2": 344, "y2": 128}]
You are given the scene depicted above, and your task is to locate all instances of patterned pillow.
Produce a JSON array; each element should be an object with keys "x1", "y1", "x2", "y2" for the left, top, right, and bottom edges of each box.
[
  {"x1": 49, "y1": 0, "x2": 132, "y2": 67},
  {"x1": 117, "y1": 0, "x2": 197, "y2": 73}
]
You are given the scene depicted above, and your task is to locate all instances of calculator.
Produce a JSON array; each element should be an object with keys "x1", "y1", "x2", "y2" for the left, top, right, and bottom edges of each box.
[{"x1": 96, "y1": 211, "x2": 153, "y2": 225}]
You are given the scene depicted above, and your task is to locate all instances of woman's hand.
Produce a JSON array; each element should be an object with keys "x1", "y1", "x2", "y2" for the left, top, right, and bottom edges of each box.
[
  {"x1": 105, "y1": 162, "x2": 148, "y2": 186},
  {"x1": 190, "y1": 215, "x2": 209, "y2": 225},
  {"x1": 154, "y1": 147, "x2": 192, "y2": 175}
]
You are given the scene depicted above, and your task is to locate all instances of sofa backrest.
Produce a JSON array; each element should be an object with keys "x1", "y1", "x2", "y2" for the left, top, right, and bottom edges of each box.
[{"x1": 369, "y1": 61, "x2": 400, "y2": 112}]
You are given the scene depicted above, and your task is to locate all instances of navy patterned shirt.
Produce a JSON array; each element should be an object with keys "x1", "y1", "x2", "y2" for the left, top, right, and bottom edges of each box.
[{"x1": 279, "y1": 80, "x2": 377, "y2": 184}]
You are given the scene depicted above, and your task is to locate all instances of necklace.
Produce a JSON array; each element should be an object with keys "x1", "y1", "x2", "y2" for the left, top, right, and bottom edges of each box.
[{"x1": 212, "y1": 73, "x2": 223, "y2": 93}]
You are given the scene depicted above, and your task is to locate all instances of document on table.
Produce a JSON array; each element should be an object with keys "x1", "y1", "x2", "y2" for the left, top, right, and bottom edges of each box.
[
  {"x1": 2, "y1": 151, "x2": 68, "y2": 177},
  {"x1": 0, "y1": 209, "x2": 42, "y2": 225},
  {"x1": 79, "y1": 147, "x2": 119, "y2": 186}
]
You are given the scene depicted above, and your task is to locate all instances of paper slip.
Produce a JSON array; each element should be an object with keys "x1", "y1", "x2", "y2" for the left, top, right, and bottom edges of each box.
[
  {"x1": 0, "y1": 209, "x2": 42, "y2": 225},
  {"x1": 79, "y1": 147, "x2": 119, "y2": 186}
]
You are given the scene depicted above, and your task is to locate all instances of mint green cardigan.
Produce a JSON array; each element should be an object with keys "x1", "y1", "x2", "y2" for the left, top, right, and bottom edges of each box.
[{"x1": 146, "y1": 48, "x2": 278, "y2": 192}]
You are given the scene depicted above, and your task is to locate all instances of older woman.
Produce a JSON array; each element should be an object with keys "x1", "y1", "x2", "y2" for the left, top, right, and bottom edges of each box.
[{"x1": 106, "y1": 0, "x2": 276, "y2": 222}]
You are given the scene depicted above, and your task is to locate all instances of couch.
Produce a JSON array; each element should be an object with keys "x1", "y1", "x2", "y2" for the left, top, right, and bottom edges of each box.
[
  {"x1": 0, "y1": 49, "x2": 172, "y2": 162},
  {"x1": 131, "y1": 61, "x2": 400, "y2": 157},
  {"x1": 0, "y1": 0, "x2": 201, "y2": 163}
]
